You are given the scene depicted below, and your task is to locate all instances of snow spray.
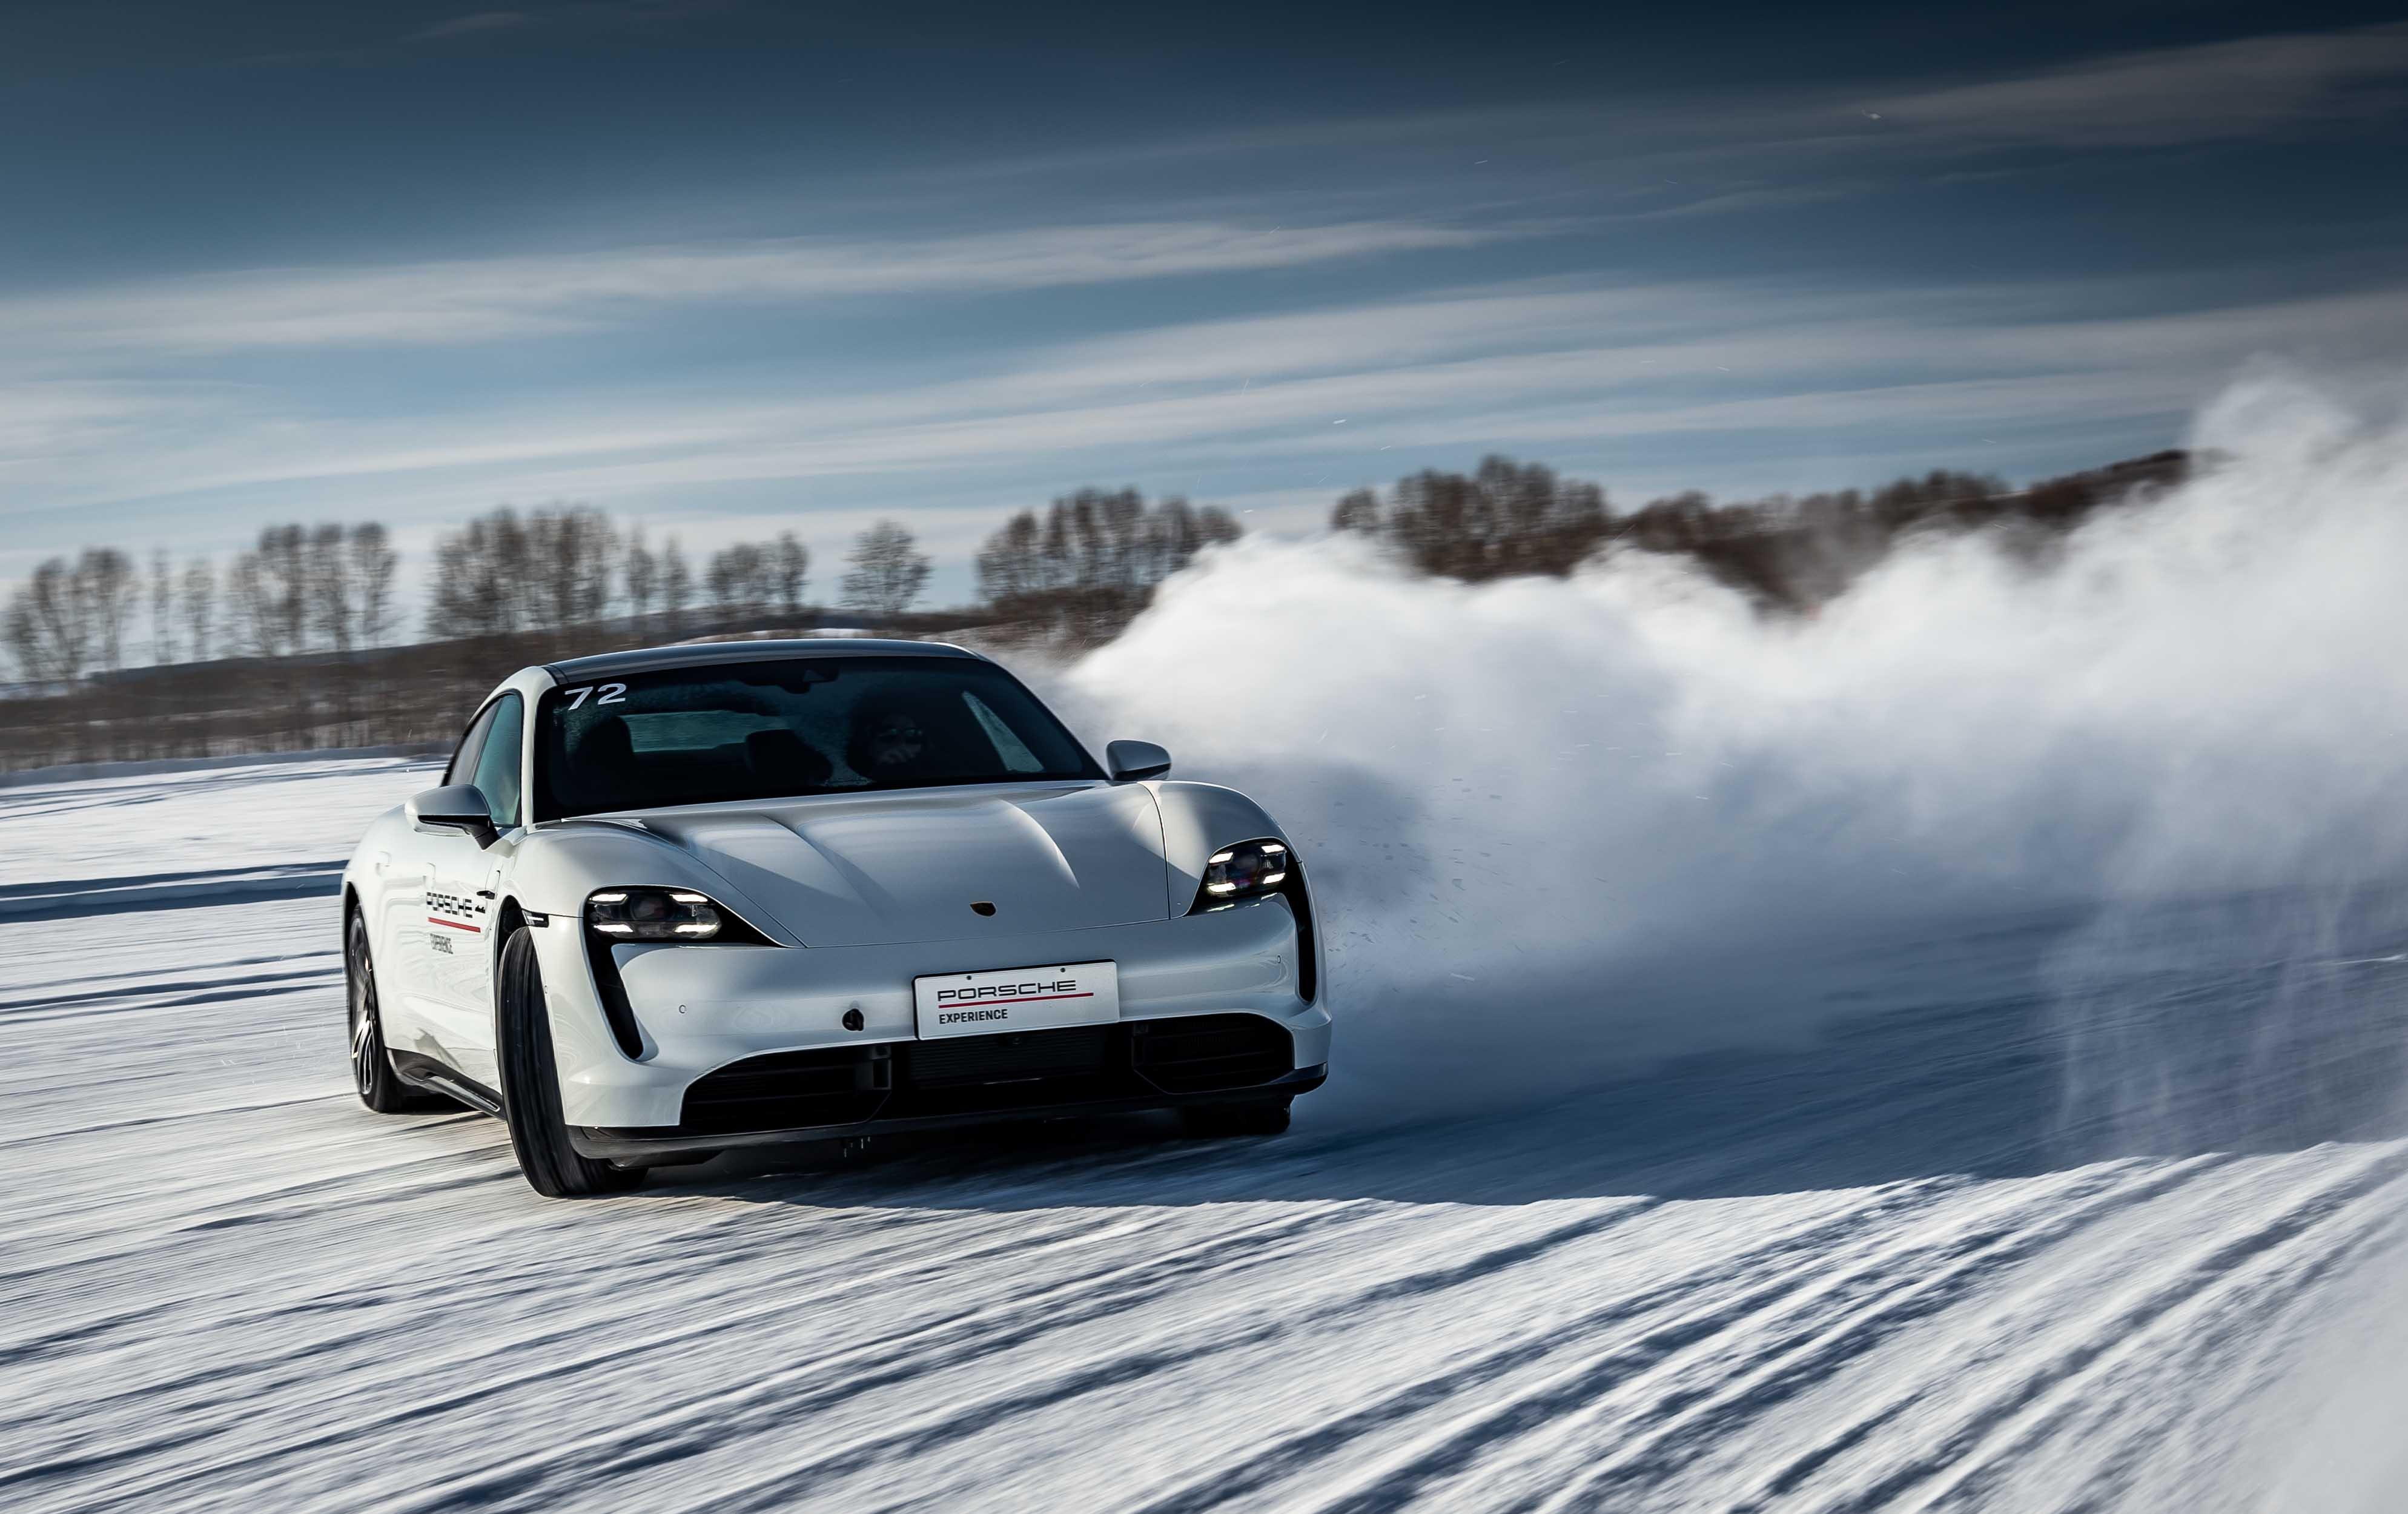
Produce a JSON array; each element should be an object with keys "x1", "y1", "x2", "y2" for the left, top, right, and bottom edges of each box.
[{"x1": 1064, "y1": 366, "x2": 2408, "y2": 1132}]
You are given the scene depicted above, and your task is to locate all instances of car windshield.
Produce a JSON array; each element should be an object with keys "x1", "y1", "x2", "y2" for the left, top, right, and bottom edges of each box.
[{"x1": 532, "y1": 655, "x2": 1103, "y2": 819}]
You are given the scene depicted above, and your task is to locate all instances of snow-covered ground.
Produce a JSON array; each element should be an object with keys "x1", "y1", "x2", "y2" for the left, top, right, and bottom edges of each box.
[
  {"x1": 0, "y1": 755, "x2": 435, "y2": 917},
  {"x1": 8, "y1": 754, "x2": 2407, "y2": 1513}
]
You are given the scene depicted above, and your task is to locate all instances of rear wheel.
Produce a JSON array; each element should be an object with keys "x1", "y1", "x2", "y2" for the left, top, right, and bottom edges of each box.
[
  {"x1": 347, "y1": 911, "x2": 434, "y2": 1112},
  {"x1": 496, "y1": 927, "x2": 643, "y2": 1198},
  {"x1": 1181, "y1": 1096, "x2": 1293, "y2": 1138}
]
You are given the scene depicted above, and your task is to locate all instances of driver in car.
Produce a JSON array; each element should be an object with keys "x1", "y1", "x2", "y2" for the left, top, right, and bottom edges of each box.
[{"x1": 847, "y1": 698, "x2": 944, "y2": 782}]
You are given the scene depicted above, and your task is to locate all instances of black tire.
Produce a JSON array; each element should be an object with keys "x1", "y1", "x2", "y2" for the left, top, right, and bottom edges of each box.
[
  {"x1": 348, "y1": 910, "x2": 437, "y2": 1112},
  {"x1": 1181, "y1": 1096, "x2": 1293, "y2": 1138},
  {"x1": 496, "y1": 927, "x2": 643, "y2": 1198}
]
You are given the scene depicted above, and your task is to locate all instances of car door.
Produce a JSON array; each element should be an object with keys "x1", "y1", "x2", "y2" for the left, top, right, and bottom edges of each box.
[
  {"x1": 420, "y1": 690, "x2": 526, "y2": 1088},
  {"x1": 381, "y1": 699, "x2": 497, "y2": 1062}
]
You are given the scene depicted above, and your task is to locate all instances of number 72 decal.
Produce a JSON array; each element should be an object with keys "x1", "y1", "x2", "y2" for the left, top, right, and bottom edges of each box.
[{"x1": 560, "y1": 683, "x2": 627, "y2": 710}]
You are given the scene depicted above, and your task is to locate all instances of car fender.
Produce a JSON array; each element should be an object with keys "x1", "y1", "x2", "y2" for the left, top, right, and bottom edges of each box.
[
  {"x1": 341, "y1": 806, "x2": 425, "y2": 934},
  {"x1": 1148, "y1": 781, "x2": 1295, "y2": 904},
  {"x1": 340, "y1": 805, "x2": 411, "y2": 906},
  {"x1": 1150, "y1": 780, "x2": 1323, "y2": 1007}
]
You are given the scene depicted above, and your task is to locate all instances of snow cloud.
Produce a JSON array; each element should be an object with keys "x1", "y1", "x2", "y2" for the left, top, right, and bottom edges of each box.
[{"x1": 1069, "y1": 368, "x2": 2408, "y2": 1117}]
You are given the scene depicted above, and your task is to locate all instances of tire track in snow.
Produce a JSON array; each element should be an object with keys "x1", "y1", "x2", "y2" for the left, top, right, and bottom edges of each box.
[
  {"x1": 377, "y1": 1197, "x2": 1575, "y2": 1514},
  {"x1": 0, "y1": 964, "x2": 341, "y2": 1023},
  {"x1": 1111, "y1": 1182, "x2": 1974, "y2": 1514},
  {"x1": 28, "y1": 1197, "x2": 1374, "y2": 1512},
  {"x1": 1506, "y1": 1149, "x2": 2399, "y2": 1512},
  {"x1": 1271, "y1": 1159, "x2": 2228, "y2": 1514},
  {"x1": 1718, "y1": 1148, "x2": 2407, "y2": 1511},
  {"x1": 8, "y1": 1188, "x2": 1148, "y2": 1505},
  {"x1": 2046, "y1": 1203, "x2": 2408, "y2": 1514},
  {"x1": 643, "y1": 1200, "x2": 1677, "y2": 1514},
  {"x1": 1871, "y1": 1145, "x2": 2408, "y2": 1514}
]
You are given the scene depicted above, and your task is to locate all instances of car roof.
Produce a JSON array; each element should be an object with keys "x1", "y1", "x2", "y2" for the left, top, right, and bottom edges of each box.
[{"x1": 543, "y1": 637, "x2": 981, "y2": 683}]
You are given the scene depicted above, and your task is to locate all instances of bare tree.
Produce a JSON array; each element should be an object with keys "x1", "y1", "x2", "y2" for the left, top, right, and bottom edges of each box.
[
  {"x1": 4, "y1": 597, "x2": 45, "y2": 684},
  {"x1": 149, "y1": 549, "x2": 175, "y2": 666},
  {"x1": 660, "y1": 537, "x2": 692, "y2": 634},
  {"x1": 305, "y1": 524, "x2": 355, "y2": 652},
  {"x1": 5, "y1": 559, "x2": 93, "y2": 684},
  {"x1": 352, "y1": 524, "x2": 398, "y2": 648},
  {"x1": 624, "y1": 527, "x2": 657, "y2": 627},
  {"x1": 700, "y1": 531, "x2": 809, "y2": 624},
  {"x1": 974, "y1": 489, "x2": 1240, "y2": 642},
  {"x1": 773, "y1": 532, "x2": 809, "y2": 617},
  {"x1": 181, "y1": 558, "x2": 216, "y2": 663},
  {"x1": 1331, "y1": 488, "x2": 1380, "y2": 534},
  {"x1": 1345, "y1": 457, "x2": 1610, "y2": 582},
  {"x1": 526, "y1": 504, "x2": 617, "y2": 631},
  {"x1": 428, "y1": 509, "x2": 530, "y2": 639},
  {"x1": 224, "y1": 553, "x2": 276, "y2": 658},
  {"x1": 706, "y1": 541, "x2": 771, "y2": 620},
  {"x1": 296, "y1": 521, "x2": 402, "y2": 652},
  {"x1": 973, "y1": 511, "x2": 1043, "y2": 606},
  {"x1": 251, "y1": 525, "x2": 309, "y2": 654},
  {"x1": 80, "y1": 547, "x2": 140, "y2": 672},
  {"x1": 841, "y1": 520, "x2": 931, "y2": 623}
]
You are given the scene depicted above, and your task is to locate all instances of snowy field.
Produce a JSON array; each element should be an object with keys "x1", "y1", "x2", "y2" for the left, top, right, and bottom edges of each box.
[
  {"x1": 15, "y1": 376, "x2": 2408, "y2": 1510},
  {"x1": 8, "y1": 753, "x2": 2408, "y2": 1513}
]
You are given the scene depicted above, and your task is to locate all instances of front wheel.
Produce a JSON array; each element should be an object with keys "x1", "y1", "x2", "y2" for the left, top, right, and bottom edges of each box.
[
  {"x1": 496, "y1": 928, "x2": 643, "y2": 1198},
  {"x1": 348, "y1": 911, "x2": 436, "y2": 1112}
]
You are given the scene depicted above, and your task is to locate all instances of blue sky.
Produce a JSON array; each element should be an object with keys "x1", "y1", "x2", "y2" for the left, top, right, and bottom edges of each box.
[{"x1": 5, "y1": 0, "x2": 2408, "y2": 606}]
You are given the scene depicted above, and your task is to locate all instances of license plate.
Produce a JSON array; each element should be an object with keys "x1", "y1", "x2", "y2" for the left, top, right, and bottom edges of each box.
[{"x1": 913, "y1": 960, "x2": 1119, "y2": 1039}]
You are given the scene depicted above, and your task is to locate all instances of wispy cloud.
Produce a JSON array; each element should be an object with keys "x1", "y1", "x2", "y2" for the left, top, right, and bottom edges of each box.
[
  {"x1": 0, "y1": 219, "x2": 1517, "y2": 359},
  {"x1": 19, "y1": 273, "x2": 2408, "y2": 544},
  {"x1": 1868, "y1": 22, "x2": 2408, "y2": 147},
  {"x1": 409, "y1": 1, "x2": 737, "y2": 44},
  {"x1": 412, "y1": 12, "x2": 536, "y2": 42},
  {"x1": 905, "y1": 22, "x2": 2408, "y2": 214}
]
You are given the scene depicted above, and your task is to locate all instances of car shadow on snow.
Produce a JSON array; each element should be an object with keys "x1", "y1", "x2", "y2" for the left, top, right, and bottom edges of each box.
[
  {"x1": 654, "y1": 989, "x2": 2408, "y2": 1214},
  {"x1": 652, "y1": 892, "x2": 2408, "y2": 1212}
]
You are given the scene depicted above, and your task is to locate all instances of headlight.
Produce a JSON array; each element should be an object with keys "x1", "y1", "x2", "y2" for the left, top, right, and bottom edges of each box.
[
  {"x1": 1193, "y1": 838, "x2": 1292, "y2": 911},
  {"x1": 587, "y1": 887, "x2": 726, "y2": 940}
]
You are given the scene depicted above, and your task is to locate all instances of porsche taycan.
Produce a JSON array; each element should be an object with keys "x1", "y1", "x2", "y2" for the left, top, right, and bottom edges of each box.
[{"x1": 340, "y1": 639, "x2": 1329, "y2": 1195}]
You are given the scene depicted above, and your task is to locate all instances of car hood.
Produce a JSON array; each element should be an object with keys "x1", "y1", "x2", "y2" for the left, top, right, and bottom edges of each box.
[{"x1": 607, "y1": 782, "x2": 1171, "y2": 947}]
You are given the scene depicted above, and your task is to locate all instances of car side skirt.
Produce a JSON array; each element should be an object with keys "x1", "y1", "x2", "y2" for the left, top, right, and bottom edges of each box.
[{"x1": 390, "y1": 1050, "x2": 505, "y2": 1117}]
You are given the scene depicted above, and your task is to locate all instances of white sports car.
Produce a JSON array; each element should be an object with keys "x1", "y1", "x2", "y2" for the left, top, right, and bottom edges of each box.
[{"x1": 341, "y1": 638, "x2": 1330, "y2": 1195}]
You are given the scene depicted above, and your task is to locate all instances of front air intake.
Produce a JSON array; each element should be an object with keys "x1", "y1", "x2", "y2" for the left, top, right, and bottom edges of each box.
[
  {"x1": 680, "y1": 1044, "x2": 891, "y2": 1134},
  {"x1": 1130, "y1": 1014, "x2": 1294, "y2": 1095}
]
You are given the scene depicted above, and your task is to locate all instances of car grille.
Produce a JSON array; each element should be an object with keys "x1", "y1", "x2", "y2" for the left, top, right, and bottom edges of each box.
[
  {"x1": 905, "y1": 1025, "x2": 1113, "y2": 1087},
  {"x1": 676, "y1": 1015, "x2": 1296, "y2": 1134}
]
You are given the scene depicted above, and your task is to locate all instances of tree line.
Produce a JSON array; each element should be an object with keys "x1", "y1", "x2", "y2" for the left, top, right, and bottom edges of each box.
[
  {"x1": 974, "y1": 489, "x2": 1241, "y2": 644},
  {"x1": 4, "y1": 511, "x2": 943, "y2": 689},
  {"x1": 0, "y1": 509, "x2": 956, "y2": 770},
  {"x1": 1331, "y1": 449, "x2": 2190, "y2": 610},
  {"x1": 4, "y1": 525, "x2": 399, "y2": 683},
  {"x1": 0, "y1": 447, "x2": 2185, "y2": 770}
]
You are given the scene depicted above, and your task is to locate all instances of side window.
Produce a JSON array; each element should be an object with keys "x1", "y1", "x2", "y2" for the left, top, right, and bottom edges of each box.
[
  {"x1": 444, "y1": 702, "x2": 498, "y2": 787},
  {"x1": 471, "y1": 693, "x2": 525, "y2": 829}
]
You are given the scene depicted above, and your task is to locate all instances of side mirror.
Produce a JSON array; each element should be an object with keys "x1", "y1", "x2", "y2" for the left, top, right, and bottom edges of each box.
[
  {"x1": 406, "y1": 784, "x2": 499, "y2": 848},
  {"x1": 1105, "y1": 739, "x2": 1172, "y2": 782}
]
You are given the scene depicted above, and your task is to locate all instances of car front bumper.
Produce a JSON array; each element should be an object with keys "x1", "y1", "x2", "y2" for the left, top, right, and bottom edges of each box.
[
  {"x1": 569, "y1": 1047, "x2": 1328, "y2": 1162},
  {"x1": 534, "y1": 894, "x2": 1329, "y2": 1136}
]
